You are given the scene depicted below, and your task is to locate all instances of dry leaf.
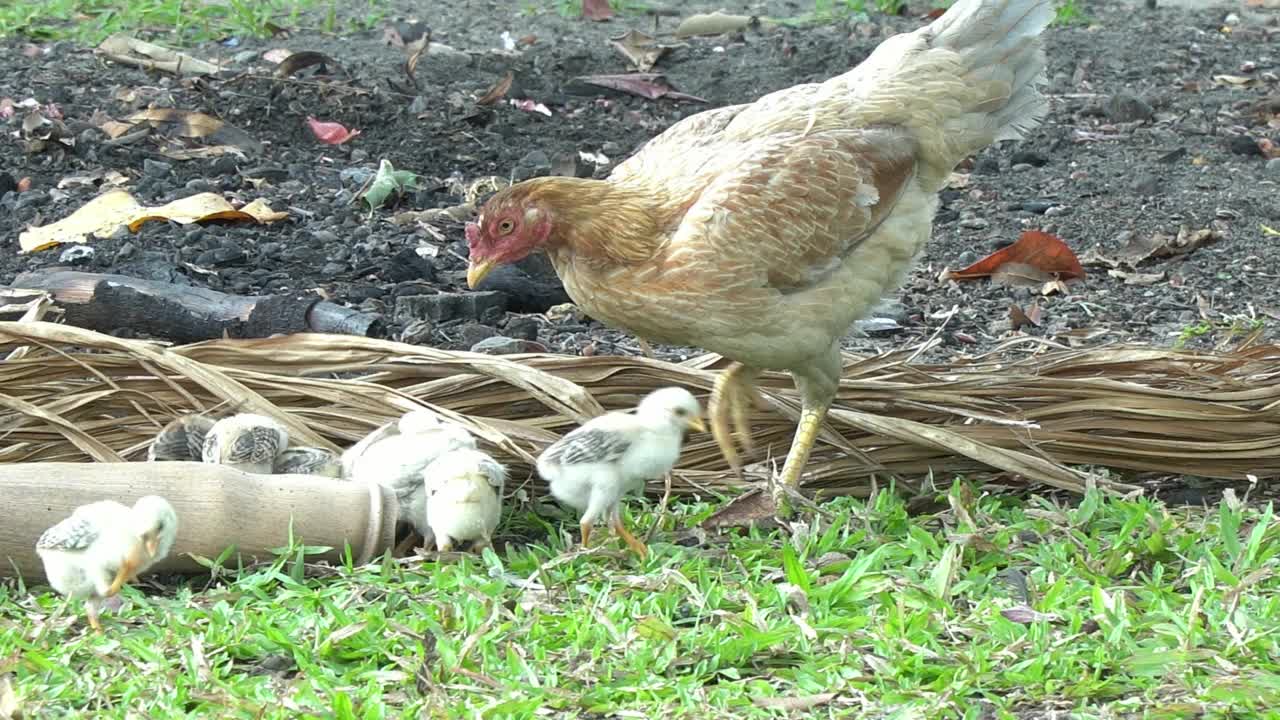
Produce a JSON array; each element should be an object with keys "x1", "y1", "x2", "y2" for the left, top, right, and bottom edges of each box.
[
  {"x1": 476, "y1": 72, "x2": 514, "y2": 106},
  {"x1": 1009, "y1": 303, "x2": 1042, "y2": 330},
  {"x1": 1001, "y1": 605, "x2": 1060, "y2": 624},
  {"x1": 1213, "y1": 74, "x2": 1259, "y2": 87},
  {"x1": 510, "y1": 99, "x2": 552, "y2": 117},
  {"x1": 122, "y1": 108, "x2": 261, "y2": 155},
  {"x1": 674, "y1": 12, "x2": 759, "y2": 37},
  {"x1": 0, "y1": 673, "x2": 18, "y2": 720},
  {"x1": 752, "y1": 693, "x2": 838, "y2": 711},
  {"x1": 274, "y1": 50, "x2": 338, "y2": 78},
  {"x1": 160, "y1": 145, "x2": 249, "y2": 161},
  {"x1": 610, "y1": 30, "x2": 678, "y2": 73},
  {"x1": 96, "y1": 33, "x2": 222, "y2": 76},
  {"x1": 575, "y1": 73, "x2": 707, "y2": 103},
  {"x1": 1121, "y1": 227, "x2": 1221, "y2": 266},
  {"x1": 992, "y1": 262, "x2": 1054, "y2": 288},
  {"x1": 18, "y1": 190, "x2": 289, "y2": 253},
  {"x1": 943, "y1": 230, "x2": 1085, "y2": 283},
  {"x1": 581, "y1": 0, "x2": 614, "y2": 21},
  {"x1": 1107, "y1": 268, "x2": 1165, "y2": 285}
]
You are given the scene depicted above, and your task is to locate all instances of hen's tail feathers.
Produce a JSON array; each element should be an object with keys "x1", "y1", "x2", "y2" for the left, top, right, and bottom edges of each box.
[{"x1": 841, "y1": 0, "x2": 1054, "y2": 185}]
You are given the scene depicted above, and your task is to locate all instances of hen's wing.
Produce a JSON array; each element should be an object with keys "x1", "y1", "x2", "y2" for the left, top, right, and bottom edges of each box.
[
  {"x1": 668, "y1": 127, "x2": 918, "y2": 295},
  {"x1": 608, "y1": 103, "x2": 749, "y2": 188}
]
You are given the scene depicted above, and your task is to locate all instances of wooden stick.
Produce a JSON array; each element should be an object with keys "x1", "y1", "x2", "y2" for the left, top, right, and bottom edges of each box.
[
  {"x1": 8, "y1": 269, "x2": 384, "y2": 343},
  {"x1": 0, "y1": 461, "x2": 399, "y2": 582}
]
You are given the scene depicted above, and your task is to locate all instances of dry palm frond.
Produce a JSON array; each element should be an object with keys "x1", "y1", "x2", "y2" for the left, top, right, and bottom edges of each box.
[{"x1": 2, "y1": 321, "x2": 1278, "y2": 498}]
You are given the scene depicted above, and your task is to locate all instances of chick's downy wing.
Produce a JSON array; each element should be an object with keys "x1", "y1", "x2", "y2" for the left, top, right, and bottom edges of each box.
[
  {"x1": 36, "y1": 515, "x2": 99, "y2": 552},
  {"x1": 541, "y1": 414, "x2": 637, "y2": 469}
]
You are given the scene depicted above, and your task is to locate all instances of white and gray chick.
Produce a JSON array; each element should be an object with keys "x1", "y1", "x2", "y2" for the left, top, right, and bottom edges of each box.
[{"x1": 536, "y1": 386, "x2": 704, "y2": 560}]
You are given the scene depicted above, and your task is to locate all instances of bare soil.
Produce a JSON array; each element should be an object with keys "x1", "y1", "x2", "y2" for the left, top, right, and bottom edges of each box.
[{"x1": 1, "y1": 0, "x2": 1278, "y2": 362}]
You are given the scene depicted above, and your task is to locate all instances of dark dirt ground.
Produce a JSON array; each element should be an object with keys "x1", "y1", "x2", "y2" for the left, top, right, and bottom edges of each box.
[{"x1": 1, "y1": 0, "x2": 1278, "y2": 363}]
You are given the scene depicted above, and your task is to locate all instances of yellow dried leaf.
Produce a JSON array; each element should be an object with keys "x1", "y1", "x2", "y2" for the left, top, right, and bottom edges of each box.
[
  {"x1": 18, "y1": 190, "x2": 289, "y2": 253},
  {"x1": 17, "y1": 190, "x2": 141, "y2": 253}
]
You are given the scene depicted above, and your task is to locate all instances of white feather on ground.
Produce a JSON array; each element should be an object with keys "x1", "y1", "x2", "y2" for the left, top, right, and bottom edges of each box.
[
  {"x1": 342, "y1": 409, "x2": 479, "y2": 538},
  {"x1": 201, "y1": 413, "x2": 289, "y2": 475},
  {"x1": 423, "y1": 447, "x2": 507, "y2": 553},
  {"x1": 536, "y1": 386, "x2": 704, "y2": 559}
]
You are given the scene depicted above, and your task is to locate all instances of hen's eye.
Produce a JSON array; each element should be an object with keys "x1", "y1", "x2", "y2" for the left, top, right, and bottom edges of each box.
[
  {"x1": 498, "y1": 219, "x2": 514, "y2": 234},
  {"x1": 674, "y1": 408, "x2": 687, "y2": 416}
]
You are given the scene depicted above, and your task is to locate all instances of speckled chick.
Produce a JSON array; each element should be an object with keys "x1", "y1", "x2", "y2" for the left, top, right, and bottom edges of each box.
[{"x1": 201, "y1": 413, "x2": 289, "y2": 475}]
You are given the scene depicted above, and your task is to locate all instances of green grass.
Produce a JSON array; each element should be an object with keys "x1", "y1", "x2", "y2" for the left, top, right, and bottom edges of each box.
[
  {"x1": 5, "y1": 482, "x2": 1280, "y2": 718},
  {"x1": 0, "y1": 0, "x2": 393, "y2": 45}
]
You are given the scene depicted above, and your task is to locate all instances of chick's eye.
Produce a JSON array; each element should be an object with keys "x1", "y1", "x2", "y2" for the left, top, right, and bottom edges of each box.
[
  {"x1": 674, "y1": 408, "x2": 686, "y2": 416},
  {"x1": 497, "y1": 219, "x2": 515, "y2": 235}
]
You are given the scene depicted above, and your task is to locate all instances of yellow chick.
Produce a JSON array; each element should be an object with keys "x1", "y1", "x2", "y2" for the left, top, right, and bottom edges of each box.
[
  {"x1": 423, "y1": 447, "x2": 507, "y2": 553},
  {"x1": 201, "y1": 413, "x2": 289, "y2": 474},
  {"x1": 343, "y1": 409, "x2": 478, "y2": 540},
  {"x1": 36, "y1": 495, "x2": 180, "y2": 631}
]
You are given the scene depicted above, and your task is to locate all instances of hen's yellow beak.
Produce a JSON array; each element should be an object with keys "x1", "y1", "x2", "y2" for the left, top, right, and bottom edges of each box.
[
  {"x1": 145, "y1": 534, "x2": 160, "y2": 558},
  {"x1": 467, "y1": 259, "x2": 495, "y2": 289},
  {"x1": 687, "y1": 416, "x2": 707, "y2": 433}
]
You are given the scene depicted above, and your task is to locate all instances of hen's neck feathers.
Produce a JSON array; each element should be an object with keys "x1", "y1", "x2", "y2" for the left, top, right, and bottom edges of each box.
[{"x1": 519, "y1": 177, "x2": 675, "y2": 266}]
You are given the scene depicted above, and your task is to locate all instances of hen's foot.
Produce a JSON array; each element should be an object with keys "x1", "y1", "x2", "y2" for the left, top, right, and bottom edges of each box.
[
  {"x1": 772, "y1": 399, "x2": 833, "y2": 517},
  {"x1": 709, "y1": 363, "x2": 762, "y2": 478}
]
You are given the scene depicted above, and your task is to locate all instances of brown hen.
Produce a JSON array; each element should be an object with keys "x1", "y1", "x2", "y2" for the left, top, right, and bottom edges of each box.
[{"x1": 466, "y1": 0, "x2": 1055, "y2": 513}]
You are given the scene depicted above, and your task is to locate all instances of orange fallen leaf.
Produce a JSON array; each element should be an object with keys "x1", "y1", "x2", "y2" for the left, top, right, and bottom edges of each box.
[{"x1": 943, "y1": 230, "x2": 1085, "y2": 282}]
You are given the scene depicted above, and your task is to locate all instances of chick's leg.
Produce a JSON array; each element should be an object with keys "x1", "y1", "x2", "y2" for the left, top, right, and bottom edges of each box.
[
  {"x1": 106, "y1": 540, "x2": 145, "y2": 596},
  {"x1": 609, "y1": 506, "x2": 648, "y2": 561},
  {"x1": 709, "y1": 363, "x2": 762, "y2": 477},
  {"x1": 85, "y1": 598, "x2": 103, "y2": 632}
]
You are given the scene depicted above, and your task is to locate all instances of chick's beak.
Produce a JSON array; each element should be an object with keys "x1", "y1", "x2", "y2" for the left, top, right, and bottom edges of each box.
[
  {"x1": 467, "y1": 258, "x2": 495, "y2": 289},
  {"x1": 687, "y1": 416, "x2": 707, "y2": 433},
  {"x1": 145, "y1": 533, "x2": 160, "y2": 558}
]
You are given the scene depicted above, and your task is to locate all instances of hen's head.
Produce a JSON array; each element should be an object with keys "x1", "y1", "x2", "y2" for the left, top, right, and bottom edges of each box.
[{"x1": 465, "y1": 185, "x2": 554, "y2": 288}]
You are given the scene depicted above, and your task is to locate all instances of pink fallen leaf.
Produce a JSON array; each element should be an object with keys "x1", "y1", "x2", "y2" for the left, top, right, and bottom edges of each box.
[
  {"x1": 305, "y1": 116, "x2": 360, "y2": 145},
  {"x1": 510, "y1": 98, "x2": 552, "y2": 117},
  {"x1": 576, "y1": 73, "x2": 707, "y2": 103},
  {"x1": 0, "y1": 98, "x2": 13, "y2": 119},
  {"x1": 582, "y1": 0, "x2": 614, "y2": 21}
]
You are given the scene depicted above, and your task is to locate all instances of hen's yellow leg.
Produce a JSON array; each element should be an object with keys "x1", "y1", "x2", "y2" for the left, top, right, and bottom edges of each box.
[
  {"x1": 709, "y1": 363, "x2": 762, "y2": 478},
  {"x1": 772, "y1": 399, "x2": 833, "y2": 510},
  {"x1": 579, "y1": 519, "x2": 593, "y2": 549}
]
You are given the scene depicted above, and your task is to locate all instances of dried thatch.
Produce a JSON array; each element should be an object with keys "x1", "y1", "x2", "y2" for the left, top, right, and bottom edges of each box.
[{"x1": 2, "y1": 320, "x2": 1278, "y2": 499}]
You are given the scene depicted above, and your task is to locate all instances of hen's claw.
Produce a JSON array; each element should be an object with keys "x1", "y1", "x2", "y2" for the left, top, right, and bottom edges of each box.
[{"x1": 709, "y1": 364, "x2": 762, "y2": 478}]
